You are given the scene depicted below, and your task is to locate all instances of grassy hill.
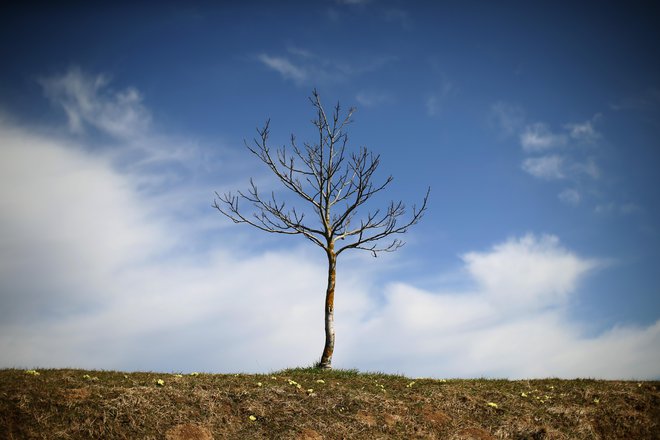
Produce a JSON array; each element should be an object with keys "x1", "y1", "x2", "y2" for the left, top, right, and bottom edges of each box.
[{"x1": 1, "y1": 368, "x2": 658, "y2": 439}]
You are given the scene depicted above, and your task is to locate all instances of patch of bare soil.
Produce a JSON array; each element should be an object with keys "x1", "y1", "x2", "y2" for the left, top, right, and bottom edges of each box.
[
  {"x1": 296, "y1": 428, "x2": 324, "y2": 440},
  {"x1": 421, "y1": 406, "x2": 452, "y2": 426},
  {"x1": 356, "y1": 409, "x2": 377, "y2": 426},
  {"x1": 383, "y1": 412, "x2": 401, "y2": 426},
  {"x1": 165, "y1": 423, "x2": 214, "y2": 440}
]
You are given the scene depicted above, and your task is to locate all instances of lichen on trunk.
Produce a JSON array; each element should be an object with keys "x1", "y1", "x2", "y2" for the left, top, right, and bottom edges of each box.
[{"x1": 319, "y1": 248, "x2": 336, "y2": 369}]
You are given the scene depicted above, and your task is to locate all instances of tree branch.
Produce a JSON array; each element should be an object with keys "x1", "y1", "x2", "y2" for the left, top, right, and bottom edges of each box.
[{"x1": 214, "y1": 90, "x2": 429, "y2": 259}]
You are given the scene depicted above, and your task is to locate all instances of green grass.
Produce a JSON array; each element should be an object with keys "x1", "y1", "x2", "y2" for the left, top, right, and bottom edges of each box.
[{"x1": 1, "y1": 368, "x2": 658, "y2": 439}]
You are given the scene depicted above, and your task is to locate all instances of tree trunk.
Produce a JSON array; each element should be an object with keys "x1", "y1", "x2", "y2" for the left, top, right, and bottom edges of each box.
[{"x1": 318, "y1": 246, "x2": 336, "y2": 369}]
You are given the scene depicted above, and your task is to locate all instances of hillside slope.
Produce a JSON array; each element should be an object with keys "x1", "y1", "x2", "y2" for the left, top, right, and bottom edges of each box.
[{"x1": 1, "y1": 368, "x2": 658, "y2": 439}]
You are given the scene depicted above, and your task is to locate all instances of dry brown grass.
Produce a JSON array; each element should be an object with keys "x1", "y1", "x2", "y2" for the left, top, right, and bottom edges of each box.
[{"x1": 1, "y1": 368, "x2": 658, "y2": 439}]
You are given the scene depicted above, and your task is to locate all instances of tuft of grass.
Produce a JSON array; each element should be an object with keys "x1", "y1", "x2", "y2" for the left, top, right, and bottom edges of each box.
[
  {"x1": 273, "y1": 365, "x2": 361, "y2": 378},
  {"x1": 1, "y1": 368, "x2": 659, "y2": 439}
]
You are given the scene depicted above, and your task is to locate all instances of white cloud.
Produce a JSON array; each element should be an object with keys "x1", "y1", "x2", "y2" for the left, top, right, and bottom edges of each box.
[
  {"x1": 558, "y1": 188, "x2": 581, "y2": 205},
  {"x1": 37, "y1": 68, "x2": 219, "y2": 193},
  {"x1": 341, "y1": 235, "x2": 660, "y2": 379},
  {"x1": 257, "y1": 49, "x2": 394, "y2": 85},
  {"x1": 521, "y1": 155, "x2": 565, "y2": 180},
  {"x1": 519, "y1": 156, "x2": 600, "y2": 192},
  {"x1": 0, "y1": 122, "x2": 167, "y2": 322},
  {"x1": 0, "y1": 117, "x2": 329, "y2": 372},
  {"x1": 518, "y1": 117, "x2": 602, "y2": 179},
  {"x1": 516, "y1": 115, "x2": 604, "y2": 207},
  {"x1": 565, "y1": 120, "x2": 600, "y2": 143},
  {"x1": 257, "y1": 54, "x2": 308, "y2": 84},
  {"x1": 2, "y1": 77, "x2": 658, "y2": 380},
  {"x1": 520, "y1": 115, "x2": 601, "y2": 150},
  {"x1": 38, "y1": 67, "x2": 151, "y2": 140},
  {"x1": 520, "y1": 123, "x2": 567, "y2": 151},
  {"x1": 462, "y1": 234, "x2": 597, "y2": 307}
]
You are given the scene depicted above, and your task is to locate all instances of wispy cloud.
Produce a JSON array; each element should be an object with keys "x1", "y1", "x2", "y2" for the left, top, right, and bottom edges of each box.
[
  {"x1": 36, "y1": 68, "x2": 213, "y2": 188},
  {"x1": 520, "y1": 116, "x2": 602, "y2": 152},
  {"x1": 2, "y1": 133, "x2": 658, "y2": 378},
  {"x1": 565, "y1": 119, "x2": 600, "y2": 143},
  {"x1": 520, "y1": 123, "x2": 567, "y2": 152},
  {"x1": 521, "y1": 155, "x2": 565, "y2": 180},
  {"x1": 257, "y1": 48, "x2": 395, "y2": 86},
  {"x1": 558, "y1": 188, "x2": 581, "y2": 206},
  {"x1": 2, "y1": 73, "x2": 658, "y2": 379},
  {"x1": 38, "y1": 67, "x2": 151, "y2": 140},
  {"x1": 257, "y1": 54, "x2": 308, "y2": 84},
  {"x1": 505, "y1": 109, "x2": 609, "y2": 209}
]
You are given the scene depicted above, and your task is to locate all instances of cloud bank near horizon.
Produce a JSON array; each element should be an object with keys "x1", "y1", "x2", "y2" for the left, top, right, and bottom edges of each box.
[{"x1": 1, "y1": 68, "x2": 659, "y2": 379}]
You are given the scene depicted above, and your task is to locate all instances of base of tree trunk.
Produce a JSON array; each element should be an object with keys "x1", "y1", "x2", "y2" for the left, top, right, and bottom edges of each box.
[{"x1": 317, "y1": 362, "x2": 332, "y2": 370}]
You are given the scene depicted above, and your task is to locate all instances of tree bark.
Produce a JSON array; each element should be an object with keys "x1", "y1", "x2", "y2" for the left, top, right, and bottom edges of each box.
[{"x1": 318, "y1": 246, "x2": 336, "y2": 369}]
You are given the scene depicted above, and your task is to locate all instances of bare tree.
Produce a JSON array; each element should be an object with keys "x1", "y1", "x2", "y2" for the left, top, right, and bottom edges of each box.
[{"x1": 213, "y1": 90, "x2": 429, "y2": 369}]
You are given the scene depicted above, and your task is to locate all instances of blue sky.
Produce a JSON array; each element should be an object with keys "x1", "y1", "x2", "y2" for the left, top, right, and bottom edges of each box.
[{"x1": 1, "y1": 1, "x2": 659, "y2": 378}]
